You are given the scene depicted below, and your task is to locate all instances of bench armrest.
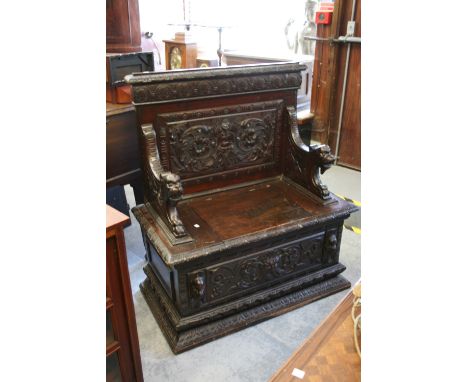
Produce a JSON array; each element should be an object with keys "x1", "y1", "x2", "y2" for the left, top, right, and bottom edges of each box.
[
  {"x1": 141, "y1": 123, "x2": 188, "y2": 238},
  {"x1": 285, "y1": 106, "x2": 335, "y2": 200}
]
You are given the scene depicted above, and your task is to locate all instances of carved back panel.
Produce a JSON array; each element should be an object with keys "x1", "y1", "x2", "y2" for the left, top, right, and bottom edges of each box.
[
  {"x1": 126, "y1": 63, "x2": 306, "y2": 194},
  {"x1": 156, "y1": 100, "x2": 284, "y2": 184}
]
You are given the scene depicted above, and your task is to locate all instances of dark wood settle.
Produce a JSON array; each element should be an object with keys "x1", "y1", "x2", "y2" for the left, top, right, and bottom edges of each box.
[{"x1": 125, "y1": 63, "x2": 358, "y2": 353}]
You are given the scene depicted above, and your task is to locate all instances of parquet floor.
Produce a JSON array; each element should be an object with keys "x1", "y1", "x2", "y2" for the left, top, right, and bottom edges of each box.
[{"x1": 270, "y1": 289, "x2": 360, "y2": 382}]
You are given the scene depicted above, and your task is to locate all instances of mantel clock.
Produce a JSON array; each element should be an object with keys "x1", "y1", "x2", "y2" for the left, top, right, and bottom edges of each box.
[{"x1": 164, "y1": 38, "x2": 197, "y2": 70}]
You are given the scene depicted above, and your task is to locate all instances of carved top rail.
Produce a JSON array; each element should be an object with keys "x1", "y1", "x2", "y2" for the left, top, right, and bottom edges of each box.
[{"x1": 124, "y1": 62, "x2": 306, "y2": 105}]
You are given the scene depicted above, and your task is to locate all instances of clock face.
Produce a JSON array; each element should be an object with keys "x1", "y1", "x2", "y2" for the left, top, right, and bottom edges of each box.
[{"x1": 170, "y1": 47, "x2": 182, "y2": 69}]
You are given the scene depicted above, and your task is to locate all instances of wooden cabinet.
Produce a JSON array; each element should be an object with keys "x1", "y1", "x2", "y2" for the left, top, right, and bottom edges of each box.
[
  {"x1": 106, "y1": 206, "x2": 143, "y2": 382},
  {"x1": 106, "y1": 102, "x2": 144, "y2": 205},
  {"x1": 106, "y1": 0, "x2": 142, "y2": 53}
]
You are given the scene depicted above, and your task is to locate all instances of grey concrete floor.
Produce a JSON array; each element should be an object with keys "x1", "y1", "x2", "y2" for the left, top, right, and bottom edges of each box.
[
  {"x1": 322, "y1": 165, "x2": 361, "y2": 230},
  {"x1": 122, "y1": 165, "x2": 361, "y2": 382}
]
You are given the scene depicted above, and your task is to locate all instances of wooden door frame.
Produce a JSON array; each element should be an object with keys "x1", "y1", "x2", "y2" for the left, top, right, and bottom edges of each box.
[{"x1": 310, "y1": 0, "x2": 361, "y2": 170}]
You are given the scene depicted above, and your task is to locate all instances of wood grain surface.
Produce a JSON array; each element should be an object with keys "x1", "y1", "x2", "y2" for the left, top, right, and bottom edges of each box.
[
  {"x1": 328, "y1": 0, "x2": 361, "y2": 170},
  {"x1": 270, "y1": 289, "x2": 360, "y2": 382},
  {"x1": 126, "y1": 63, "x2": 359, "y2": 353},
  {"x1": 106, "y1": 0, "x2": 142, "y2": 53},
  {"x1": 106, "y1": 204, "x2": 129, "y2": 231},
  {"x1": 106, "y1": 205, "x2": 143, "y2": 381},
  {"x1": 310, "y1": 0, "x2": 361, "y2": 170}
]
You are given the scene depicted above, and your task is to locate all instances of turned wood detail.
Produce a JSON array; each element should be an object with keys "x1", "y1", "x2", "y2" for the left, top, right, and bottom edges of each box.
[
  {"x1": 286, "y1": 106, "x2": 336, "y2": 200},
  {"x1": 141, "y1": 123, "x2": 188, "y2": 238}
]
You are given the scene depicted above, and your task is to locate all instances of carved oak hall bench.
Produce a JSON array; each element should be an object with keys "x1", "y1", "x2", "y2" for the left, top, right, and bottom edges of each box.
[{"x1": 125, "y1": 63, "x2": 358, "y2": 354}]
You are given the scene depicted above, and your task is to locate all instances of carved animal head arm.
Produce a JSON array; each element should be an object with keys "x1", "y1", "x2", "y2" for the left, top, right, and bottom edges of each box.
[
  {"x1": 161, "y1": 172, "x2": 183, "y2": 200},
  {"x1": 285, "y1": 106, "x2": 336, "y2": 200},
  {"x1": 140, "y1": 123, "x2": 188, "y2": 238},
  {"x1": 310, "y1": 144, "x2": 335, "y2": 174}
]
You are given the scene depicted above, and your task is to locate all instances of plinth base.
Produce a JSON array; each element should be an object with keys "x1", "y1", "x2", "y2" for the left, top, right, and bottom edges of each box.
[{"x1": 140, "y1": 264, "x2": 350, "y2": 354}]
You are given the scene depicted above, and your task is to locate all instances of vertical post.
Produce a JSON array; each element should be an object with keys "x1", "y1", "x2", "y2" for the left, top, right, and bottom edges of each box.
[
  {"x1": 309, "y1": 0, "x2": 344, "y2": 144},
  {"x1": 334, "y1": 0, "x2": 358, "y2": 160},
  {"x1": 217, "y1": 27, "x2": 223, "y2": 66}
]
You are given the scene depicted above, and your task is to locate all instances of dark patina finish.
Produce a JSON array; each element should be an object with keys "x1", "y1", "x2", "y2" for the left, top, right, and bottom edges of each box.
[{"x1": 126, "y1": 63, "x2": 358, "y2": 353}]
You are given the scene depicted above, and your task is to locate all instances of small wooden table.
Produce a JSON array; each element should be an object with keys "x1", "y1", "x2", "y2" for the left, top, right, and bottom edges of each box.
[{"x1": 270, "y1": 287, "x2": 360, "y2": 382}]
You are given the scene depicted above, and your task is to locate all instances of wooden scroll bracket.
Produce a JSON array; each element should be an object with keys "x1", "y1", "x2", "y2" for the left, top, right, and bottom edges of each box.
[
  {"x1": 286, "y1": 106, "x2": 335, "y2": 201},
  {"x1": 141, "y1": 123, "x2": 189, "y2": 239}
]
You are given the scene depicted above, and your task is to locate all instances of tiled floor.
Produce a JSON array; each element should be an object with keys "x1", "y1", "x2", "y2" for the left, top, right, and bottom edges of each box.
[{"x1": 122, "y1": 165, "x2": 361, "y2": 382}]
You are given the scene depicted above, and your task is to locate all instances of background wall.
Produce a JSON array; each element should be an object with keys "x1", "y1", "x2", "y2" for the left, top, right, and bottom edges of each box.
[{"x1": 138, "y1": 0, "x2": 307, "y2": 63}]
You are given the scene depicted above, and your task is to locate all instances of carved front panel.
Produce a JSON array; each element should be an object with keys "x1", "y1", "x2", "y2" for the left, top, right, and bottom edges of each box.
[
  {"x1": 186, "y1": 230, "x2": 342, "y2": 309},
  {"x1": 157, "y1": 100, "x2": 283, "y2": 180}
]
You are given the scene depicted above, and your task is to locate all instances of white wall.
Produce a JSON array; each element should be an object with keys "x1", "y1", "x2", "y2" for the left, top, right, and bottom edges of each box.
[{"x1": 138, "y1": 0, "x2": 307, "y2": 61}]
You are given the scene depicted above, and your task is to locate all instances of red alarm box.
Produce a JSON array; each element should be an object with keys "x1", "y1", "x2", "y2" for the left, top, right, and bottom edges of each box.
[{"x1": 316, "y1": 11, "x2": 333, "y2": 25}]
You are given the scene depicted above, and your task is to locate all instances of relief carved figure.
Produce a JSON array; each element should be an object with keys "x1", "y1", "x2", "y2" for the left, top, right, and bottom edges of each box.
[
  {"x1": 286, "y1": 106, "x2": 336, "y2": 200},
  {"x1": 190, "y1": 272, "x2": 206, "y2": 304},
  {"x1": 323, "y1": 230, "x2": 339, "y2": 265},
  {"x1": 310, "y1": 144, "x2": 335, "y2": 198},
  {"x1": 141, "y1": 123, "x2": 188, "y2": 238},
  {"x1": 158, "y1": 172, "x2": 186, "y2": 237}
]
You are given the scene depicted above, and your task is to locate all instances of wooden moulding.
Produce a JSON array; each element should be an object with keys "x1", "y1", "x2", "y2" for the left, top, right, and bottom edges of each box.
[
  {"x1": 140, "y1": 263, "x2": 350, "y2": 354},
  {"x1": 124, "y1": 62, "x2": 306, "y2": 105},
  {"x1": 131, "y1": 195, "x2": 358, "y2": 267}
]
